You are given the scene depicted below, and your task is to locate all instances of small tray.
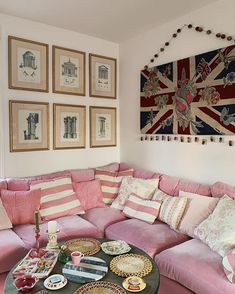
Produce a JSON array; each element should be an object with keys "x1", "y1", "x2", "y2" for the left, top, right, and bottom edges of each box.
[
  {"x1": 73, "y1": 281, "x2": 126, "y2": 294},
  {"x1": 110, "y1": 254, "x2": 152, "y2": 277},
  {"x1": 65, "y1": 238, "x2": 100, "y2": 256},
  {"x1": 101, "y1": 240, "x2": 131, "y2": 255}
]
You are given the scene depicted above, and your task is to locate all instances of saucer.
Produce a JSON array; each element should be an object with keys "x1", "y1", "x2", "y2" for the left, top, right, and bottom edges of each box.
[
  {"x1": 44, "y1": 274, "x2": 67, "y2": 290},
  {"x1": 122, "y1": 276, "x2": 146, "y2": 292}
]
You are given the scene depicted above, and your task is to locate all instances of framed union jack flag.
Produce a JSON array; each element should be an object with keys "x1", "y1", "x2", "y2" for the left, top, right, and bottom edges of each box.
[{"x1": 140, "y1": 45, "x2": 235, "y2": 135}]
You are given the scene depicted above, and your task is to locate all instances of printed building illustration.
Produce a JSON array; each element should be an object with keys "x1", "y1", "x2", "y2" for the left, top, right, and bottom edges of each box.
[
  {"x1": 98, "y1": 65, "x2": 108, "y2": 80},
  {"x1": 98, "y1": 116, "x2": 106, "y2": 137},
  {"x1": 24, "y1": 113, "x2": 39, "y2": 140},
  {"x1": 21, "y1": 51, "x2": 37, "y2": 70},
  {"x1": 62, "y1": 59, "x2": 77, "y2": 77},
  {"x1": 63, "y1": 116, "x2": 77, "y2": 138}
]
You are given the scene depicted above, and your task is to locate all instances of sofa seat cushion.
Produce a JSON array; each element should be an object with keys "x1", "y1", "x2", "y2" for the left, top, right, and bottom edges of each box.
[
  {"x1": 82, "y1": 207, "x2": 127, "y2": 234},
  {"x1": 155, "y1": 239, "x2": 235, "y2": 294},
  {"x1": 105, "y1": 219, "x2": 189, "y2": 258},
  {"x1": 14, "y1": 215, "x2": 102, "y2": 250},
  {"x1": 0, "y1": 229, "x2": 27, "y2": 274}
]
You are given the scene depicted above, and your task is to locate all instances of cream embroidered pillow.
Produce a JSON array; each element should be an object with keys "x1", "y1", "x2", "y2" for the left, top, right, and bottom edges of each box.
[
  {"x1": 152, "y1": 189, "x2": 187, "y2": 229},
  {"x1": 111, "y1": 177, "x2": 159, "y2": 210},
  {"x1": 194, "y1": 195, "x2": 235, "y2": 257}
]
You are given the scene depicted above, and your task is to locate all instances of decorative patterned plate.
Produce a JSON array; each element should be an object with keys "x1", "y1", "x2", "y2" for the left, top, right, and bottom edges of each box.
[
  {"x1": 65, "y1": 238, "x2": 100, "y2": 256},
  {"x1": 73, "y1": 281, "x2": 126, "y2": 294},
  {"x1": 122, "y1": 276, "x2": 146, "y2": 292},
  {"x1": 44, "y1": 274, "x2": 67, "y2": 291},
  {"x1": 110, "y1": 254, "x2": 152, "y2": 277},
  {"x1": 101, "y1": 240, "x2": 131, "y2": 255},
  {"x1": 62, "y1": 257, "x2": 108, "y2": 283}
]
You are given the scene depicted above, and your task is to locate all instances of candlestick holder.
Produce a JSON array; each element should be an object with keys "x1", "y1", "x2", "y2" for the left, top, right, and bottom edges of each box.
[
  {"x1": 29, "y1": 228, "x2": 46, "y2": 258},
  {"x1": 46, "y1": 230, "x2": 60, "y2": 250}
]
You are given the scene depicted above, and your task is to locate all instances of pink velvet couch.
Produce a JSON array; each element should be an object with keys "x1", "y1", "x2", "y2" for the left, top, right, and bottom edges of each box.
[{"x1": 0, "y1": 162, "x2": 235, "y2": 294}]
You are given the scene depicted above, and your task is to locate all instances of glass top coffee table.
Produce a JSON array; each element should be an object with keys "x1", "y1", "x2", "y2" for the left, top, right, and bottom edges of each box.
[{"x1": 4, "y1": 239, "x2": 160, "y2": 293}]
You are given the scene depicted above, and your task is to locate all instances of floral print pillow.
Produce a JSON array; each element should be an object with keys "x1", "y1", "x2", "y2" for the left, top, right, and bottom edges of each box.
[
  {"x1": 111, "y1": 177, "x2": 159, "y2": 210},
  {"x1": 194, "y1": 195, "x2": 235, "y2": 257}
]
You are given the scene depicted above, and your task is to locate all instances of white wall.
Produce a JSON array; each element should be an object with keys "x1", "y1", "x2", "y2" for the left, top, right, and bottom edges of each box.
[
  {"x1": 0, "y1": 13, "x2": 119, "y2": 177},
  {"x1": 119, "y1": 0, "x2": 235, "y2": 185}
]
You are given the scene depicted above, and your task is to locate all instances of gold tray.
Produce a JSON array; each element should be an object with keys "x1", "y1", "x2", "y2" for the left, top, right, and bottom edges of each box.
[
  {"x1": 73, "y1": 281, "x2": 126, "y2": 294},
  {"x1": 65, "y1": 238, "x2": 100, "y2": 256},
  {"x1": 110, "y1": 254, "x2": 152, "y2": 278}
]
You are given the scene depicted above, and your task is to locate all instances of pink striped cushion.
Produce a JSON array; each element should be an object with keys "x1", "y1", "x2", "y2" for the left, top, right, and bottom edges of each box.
[
  {"x1": 30, "y1": 176, "x2": 84, "y2": 221},
  {"x1": 95, "y1": 169, "x2": 134, "y2": 204},
  {"x1": 123, "y1": 194, "x2": 161, "y2": 224},
  {"x1": 223, "y1": 250, "x2": 235, "y2": 283}
]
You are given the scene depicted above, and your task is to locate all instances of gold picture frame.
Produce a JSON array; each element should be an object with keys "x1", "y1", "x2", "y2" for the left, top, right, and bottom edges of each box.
[
  {"x1": 89, "y1": 53, "x2": 117, "y2": 99},
  {"x1": 90, "y1": 106, "x2": 116, "y2": 148},
  {"x1": 53, "y1": 103, "x2": 86, "y2": 150},
  {"x1": 9, "y1": 100, "x2": 49, "y2": 152},
  {"x1": 8, "y1": 36, "x2": 49, "y2": 92},
  {"x1": 53, "y1": 46, "x2": 86, "y2": 96}
]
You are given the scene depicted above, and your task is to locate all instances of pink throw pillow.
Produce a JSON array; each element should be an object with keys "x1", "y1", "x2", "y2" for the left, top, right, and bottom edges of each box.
[
  {"x1": 74, "y1": 179, "x2": 105, "y2": 211},
  {"x1": 211, "y1": 182, "x2": 235, "y2": 200},
  {"x1": 97, "y1": 162, "x2": 120, "y2": 172},
  {"x1": 7, "y1": 179, "x2": 29, "y2": 191},
  {"x1": 223, "y1": 249, "x2": 235, "y2": 283},
  {"x1": 0, "y1": 198, "x2": 12, "y2": 230},
  {"x1": 123, "y1": 194, "x2": 161, "y2": 224},
  {"x1": 1, "y1": 189, "x2": 41, "y2": 225}
]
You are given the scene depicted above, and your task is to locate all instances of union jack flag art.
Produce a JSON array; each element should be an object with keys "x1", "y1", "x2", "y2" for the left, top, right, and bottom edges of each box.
[{"x1": 140, "y1": 45, "x2": 235, "y2": 135}]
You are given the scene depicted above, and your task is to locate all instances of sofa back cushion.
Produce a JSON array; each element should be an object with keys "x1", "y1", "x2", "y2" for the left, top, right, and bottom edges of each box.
[
  {"x1": 95, "y1": 169, "x2": 134, "y2": 205},
  {"x1": 74, "y1": 179, "x2": 105, "y2": 211},
  {"x1": 1, "y1": 189, "x2": 41, "y2": 225},
  {"x1": 0, "y1": 198, "x2": 12, "y2": 229},
  {"x1": 97, "y1": 162, "x2": 120, "y2": 172},
  {"x1": 159, "y1": 174, "x2": 211, "y2": 196},
  {"x1": 7, "y1": 179, "x2": 30, "y2": 191},
  {"x1": 211, "y1": 182, "x2": 235, "y2": 200},
  {"x1": 70, "y1": 169, "x2": 95, "y2": 183},
  {"x1": 30, "y1": 176, "x2": 84, "y2": 221},
  {"x1": 111, "y1": 177, "x2": 159, "y2": 210},
  {"x1": 153, "y1": 189, "x2": 188, "y2": 229},
  {"x1": 178, "y1": 191, "x2": 219, "y2": 237},
  {"x1": 119, "y1": 162, "x2": 161, "y2": 179},
  {"x1": 123, "y1": 194, "x2": 161, "y2": 224}
]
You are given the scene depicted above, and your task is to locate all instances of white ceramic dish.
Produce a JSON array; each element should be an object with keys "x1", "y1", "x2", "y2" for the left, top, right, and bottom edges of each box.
[
  {"x1": 101, "y1": 240, "x2": 131, "y2": 255},
  {"x1": 44, "y1": 274, "x2": 67, "y2": 291}
]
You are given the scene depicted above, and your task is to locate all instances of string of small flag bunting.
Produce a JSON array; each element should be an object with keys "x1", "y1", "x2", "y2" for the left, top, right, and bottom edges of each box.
[{"x1": 141, "y1": 23, "x2": 235, "y2": 146}]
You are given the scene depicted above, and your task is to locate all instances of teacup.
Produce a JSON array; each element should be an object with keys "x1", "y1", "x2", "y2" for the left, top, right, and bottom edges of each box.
[{"x1": 71, "y1": 251, "x2": 84, "y2": 265}]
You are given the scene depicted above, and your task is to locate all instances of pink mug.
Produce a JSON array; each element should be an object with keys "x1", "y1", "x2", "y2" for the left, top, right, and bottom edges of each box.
[{"x1": 71, "y1": 251, "x2": 84, "y2": 265}]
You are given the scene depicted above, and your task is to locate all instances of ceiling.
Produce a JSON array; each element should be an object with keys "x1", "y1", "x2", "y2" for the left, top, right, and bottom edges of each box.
[{"x1": 0, "y1": 0, "x2": 219, "y2": 43}]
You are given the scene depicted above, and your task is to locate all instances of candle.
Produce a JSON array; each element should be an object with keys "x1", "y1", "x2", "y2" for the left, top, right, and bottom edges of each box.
[
  {"x1": 48, "y1": 221, "x2": 57, "y2": 233},
  {"x1": 35, "y1": 210, "x2": 39, "y2": 231}
]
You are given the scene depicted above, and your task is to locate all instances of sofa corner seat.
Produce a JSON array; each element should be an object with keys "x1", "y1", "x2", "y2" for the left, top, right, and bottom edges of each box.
[{"x1": 105, "y1": 218, "x2": 190, "y2": 258}]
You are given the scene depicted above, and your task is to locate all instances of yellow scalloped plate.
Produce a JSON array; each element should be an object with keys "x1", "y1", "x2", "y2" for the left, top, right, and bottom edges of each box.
[{"x1": 122, "y1": 276, "x2": 146, "y2": 292}]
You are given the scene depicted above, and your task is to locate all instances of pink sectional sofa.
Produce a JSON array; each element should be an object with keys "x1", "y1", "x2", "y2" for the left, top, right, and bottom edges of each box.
[{"x1": 0, "y1": 162, "x2": 234, "y2": 294}]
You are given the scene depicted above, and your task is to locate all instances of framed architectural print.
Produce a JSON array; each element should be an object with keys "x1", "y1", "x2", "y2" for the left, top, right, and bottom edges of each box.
[
  {"x1": 53, "y1": 46, "x2": 86, "y2": 96},
  {"x1": 8, "y1": 36, "x2": 49, "y2": 92},
  {"x1": 90, "y1": 106, "x2": 116, "y2": 147},
  {"x1": 53, "y1": 103, "x2": 86, "y2": 149},
  {"x1": 89, "y1": 54, "x2": 117, "y2": 99},
  {"x1": 9, "y1": 100, "x2": 49, "y2": 152}
]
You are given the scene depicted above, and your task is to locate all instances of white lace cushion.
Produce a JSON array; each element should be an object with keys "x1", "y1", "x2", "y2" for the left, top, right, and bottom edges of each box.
[{"x1": 111, "y1": 177, "x2": 159, "y2": 210}]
